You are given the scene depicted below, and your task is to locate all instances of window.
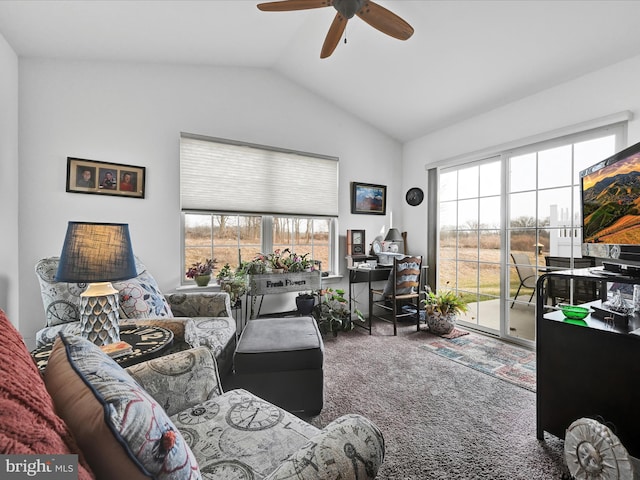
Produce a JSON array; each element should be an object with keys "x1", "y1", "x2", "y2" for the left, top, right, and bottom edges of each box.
[
  {"x1": 180, "y1": 134, "x2": 338, "y2": 282},
  {"x1": 183, "y1": 213, "x2": 333, "y2": 278}
]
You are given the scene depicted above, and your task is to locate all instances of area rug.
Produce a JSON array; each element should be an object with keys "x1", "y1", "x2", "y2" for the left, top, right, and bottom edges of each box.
[{"x1": 421, "y1": 331, "x2": 537, "y2": 392}]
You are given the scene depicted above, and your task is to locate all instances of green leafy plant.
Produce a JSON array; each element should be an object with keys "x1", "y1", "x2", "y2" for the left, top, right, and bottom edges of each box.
[
  {"x1": 422, "y1": 287, "x2": 468, "y2": 316},
  {"x1": 216, "y1": 263, "x2": 233, "y2": 281},
  {"x1": 312, "y1": 288, "x2": 364, "y2": 337},
  {"x1": 238, "y1": 257, "x2": 267, "y2": 275},
  {"x1": 219, "y1": 271, "x2": 247, "y2": 305},
  {"x1": 284, "y1": 251, "x2": 313, "y2": 272}
]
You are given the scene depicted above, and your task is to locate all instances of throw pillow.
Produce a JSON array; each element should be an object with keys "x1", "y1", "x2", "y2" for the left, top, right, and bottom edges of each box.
[
  {"x1": 114, "y1": 268, "x2": 173, "y2": 320},
  {"x1": 382, "y1": 259, "x2": 421, "y2": 296},
  {"x1": 35, "y1": 256, "x2": 87, "y2": 327},
  {"x1": 0, "y1": 309, "x2": 94, "y2": 479},
  {"x1": 44, "y1": 333, "x2": 200, "y2": 480}
]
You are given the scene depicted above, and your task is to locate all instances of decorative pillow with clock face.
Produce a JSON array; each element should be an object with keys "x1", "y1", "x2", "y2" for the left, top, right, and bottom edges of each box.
[{"x1": 35, "y1": 256, "x2": 87, "y2": 327}]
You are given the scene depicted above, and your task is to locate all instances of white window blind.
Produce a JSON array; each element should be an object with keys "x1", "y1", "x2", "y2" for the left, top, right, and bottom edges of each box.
[{"x1": 180, "y1": 134, "x2": 339, "y2": 216}]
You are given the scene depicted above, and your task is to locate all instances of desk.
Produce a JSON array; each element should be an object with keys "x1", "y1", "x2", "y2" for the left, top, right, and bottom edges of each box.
[
  {"x1": 348, "y1": 266, "x2": 392, "y2": 334},
  {"x1": 31, "y1": 324, "x2": 174, "y2": 370}
]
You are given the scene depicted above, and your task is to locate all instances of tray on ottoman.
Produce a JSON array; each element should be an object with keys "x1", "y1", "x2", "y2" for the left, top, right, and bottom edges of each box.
[{"x1": 233, "y1": 316, "x2": 324, "y2": 415}]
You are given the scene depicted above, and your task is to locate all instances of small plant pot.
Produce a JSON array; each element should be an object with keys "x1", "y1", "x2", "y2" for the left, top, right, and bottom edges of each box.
[
  {"x1": 426, "y1": 312, "x2": 457, "y2": 335},
  {"x1": 194, "y1": 274, "x2": 211, "y2": 287},
  {"x1": 296, "y1": 294, "x2": 316, "y2": 316}
]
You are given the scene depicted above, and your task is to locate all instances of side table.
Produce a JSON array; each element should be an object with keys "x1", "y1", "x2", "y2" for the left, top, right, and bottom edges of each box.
[{"x1": 31, "y1": 324, "x2": 174, "y2": 370}]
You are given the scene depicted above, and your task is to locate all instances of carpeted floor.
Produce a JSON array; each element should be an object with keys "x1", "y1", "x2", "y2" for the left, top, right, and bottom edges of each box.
[{"x1": 303, "y1": 320, "x2": 569, "y2": 479}]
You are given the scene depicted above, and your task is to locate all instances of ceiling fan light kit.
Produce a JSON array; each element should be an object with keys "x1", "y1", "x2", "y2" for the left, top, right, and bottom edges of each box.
[{"x1": 257, "y1": 0, "x2": 414, "y2": 58}]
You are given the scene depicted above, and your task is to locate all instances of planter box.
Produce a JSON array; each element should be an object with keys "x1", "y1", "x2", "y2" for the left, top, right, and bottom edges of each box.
[{"x1": 249, "y1": 271, "x2": 321, "y2": 296}]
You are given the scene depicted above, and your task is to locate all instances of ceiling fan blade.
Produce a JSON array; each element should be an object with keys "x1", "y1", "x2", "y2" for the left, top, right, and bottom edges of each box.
[
  {"x1": 356, "y1": 0, "x2": 414, "y2": 41},
  {"x1": 257, "y1": 0, "x2": 332, "y2": 12},
  {"x1": 321, "y1": 12, "x2": 347, "y2": 58}
]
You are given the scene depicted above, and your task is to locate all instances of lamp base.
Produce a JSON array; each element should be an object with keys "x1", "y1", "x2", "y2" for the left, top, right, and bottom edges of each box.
[{"x1": 80, "y1": 283, "x2": 120, "y2": 346}]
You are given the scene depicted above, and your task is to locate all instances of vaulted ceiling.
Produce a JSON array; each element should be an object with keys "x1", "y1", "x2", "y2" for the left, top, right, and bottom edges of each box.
[{"x1": 2, "y1": 0, "x2": 640, "y2": 143}]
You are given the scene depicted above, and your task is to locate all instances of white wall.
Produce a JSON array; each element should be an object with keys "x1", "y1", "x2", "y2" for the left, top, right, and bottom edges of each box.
[
  {"x1": 402, "y1": 53, "x2": 640, "y2": 263},
  {"x1": 0, "y1": 32, "x2": 19, "y2": 325},
  {"x1": 17, "y1": 59, "x2": 402, "y2": 347}
]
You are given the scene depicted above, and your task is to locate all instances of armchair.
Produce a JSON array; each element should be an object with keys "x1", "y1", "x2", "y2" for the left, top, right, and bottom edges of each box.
[
  {"x1": 127, "y1": 347, "x2": 385, "y2": 479},
  {"x1": 34, "y1": 256, "x2": 237, "y2": 374},
  {"x1": 1, "y1": 308, "x2": 386, "y2": 479}
]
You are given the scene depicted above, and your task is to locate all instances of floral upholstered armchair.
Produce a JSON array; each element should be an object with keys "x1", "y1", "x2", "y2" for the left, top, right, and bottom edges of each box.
[{"x1": 34, "y1": 256, "x2": 237, "y2": 374}]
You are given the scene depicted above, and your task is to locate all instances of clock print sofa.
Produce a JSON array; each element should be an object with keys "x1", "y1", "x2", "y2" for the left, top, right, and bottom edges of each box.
[
  {"x1": 0, "y1": 309, "x2": 385, "y2": 480},
  {"x1": 34, "y1": 256, "x2": 237, "y2": 375}
]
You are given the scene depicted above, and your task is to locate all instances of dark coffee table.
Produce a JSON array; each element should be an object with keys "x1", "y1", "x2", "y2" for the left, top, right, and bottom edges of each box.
[{"x1": 31, "y1": 324, "x2": 174, "y2": 370}]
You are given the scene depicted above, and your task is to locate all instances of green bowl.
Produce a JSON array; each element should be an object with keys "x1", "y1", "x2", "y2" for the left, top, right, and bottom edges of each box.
[{"x1": 559, "y1": 304, "x2": 590, "y2": 320}]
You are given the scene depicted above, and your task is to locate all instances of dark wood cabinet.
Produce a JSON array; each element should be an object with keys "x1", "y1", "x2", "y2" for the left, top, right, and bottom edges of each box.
[{"x1": 536, "y1": 267, "x2": 640, "y2": 456}]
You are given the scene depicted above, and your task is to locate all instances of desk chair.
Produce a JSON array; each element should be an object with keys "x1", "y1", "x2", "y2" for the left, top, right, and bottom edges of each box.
[
  {"x1": 511, "y1": 253, "x2": 537, "y2": 308},
  {"x1": 369, "y1": 255, "x2": 422, "y2": 335}
]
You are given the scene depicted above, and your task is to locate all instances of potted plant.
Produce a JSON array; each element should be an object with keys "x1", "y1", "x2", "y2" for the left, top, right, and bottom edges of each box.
[
  {"x1": 216, "y1": 263, "x2": 233, "y2": 284},
  {"x1": 185, "y1": 258, "x2": 216, "y2": 287},
  {"x1": 312, "y1": 288, "x2": 364, "y2": 337},
  {"x1": 220, "y1": 271, "x2": 247, "y2": 306},
  {"x1": 296, "y1": 291, "x2": 316, "y2": 316},
  {"x1": 240, "y1": 256, "x2": 268, "y2": 275},
  {"x1": 285, "y1": 252, "x2": 314, "y2": 273},
  {"x1": 422, "y1": 286, "x2": 468, "y2": 335}
]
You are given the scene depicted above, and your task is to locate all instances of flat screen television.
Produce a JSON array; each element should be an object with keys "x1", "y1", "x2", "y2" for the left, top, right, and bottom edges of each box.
[{"x1": 581, "y1": 140, "x2": 640, "y2": 265}]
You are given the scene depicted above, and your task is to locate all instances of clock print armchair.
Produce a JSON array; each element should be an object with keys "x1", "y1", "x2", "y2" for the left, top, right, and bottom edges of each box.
[
  {"x1": 2, "y1": 309, "x2": 385, "y2": 480},
  {"x1": 34, "y1": 256, "x2": 237, "y2": 375}
]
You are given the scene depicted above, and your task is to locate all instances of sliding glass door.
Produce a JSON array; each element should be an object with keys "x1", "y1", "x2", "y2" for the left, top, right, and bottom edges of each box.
[{"x1": 435, "y1": 125, "x2": 623, "y2": 345}]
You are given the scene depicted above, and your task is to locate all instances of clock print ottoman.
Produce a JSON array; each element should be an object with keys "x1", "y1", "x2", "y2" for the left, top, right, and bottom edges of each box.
[{"x1": 232, "y1": 316, "x2": 324, "y2": 415}]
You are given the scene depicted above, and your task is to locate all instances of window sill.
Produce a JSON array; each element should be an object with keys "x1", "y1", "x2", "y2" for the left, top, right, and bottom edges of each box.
[
  {"x1": 174, "y1": 284, "x2": 221, "y2": 293},
  {"x1": 321, "y1": 274, "x2": 343, "y2": 284}
]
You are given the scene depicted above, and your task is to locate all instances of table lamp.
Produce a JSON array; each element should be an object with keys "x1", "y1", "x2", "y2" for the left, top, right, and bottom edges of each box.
[
  {"x1": 384, "y1": 228, "x2": 403, "y2": 242},
  {"x1": 384, "y1": 228, "x2": 403, "y2": 253},
  {"x1": 55, "y1": 221, "x2": 137, "y2": 346}
]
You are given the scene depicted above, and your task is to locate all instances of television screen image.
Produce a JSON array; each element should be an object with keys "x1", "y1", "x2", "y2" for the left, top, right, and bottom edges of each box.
[{"x1": 581, "y1": 143, "x2": 640, "y2": 246}]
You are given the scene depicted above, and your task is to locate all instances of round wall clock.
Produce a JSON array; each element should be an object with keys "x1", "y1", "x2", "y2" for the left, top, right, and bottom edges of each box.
[{"x1": 406, "y1": 187, "x2": 424, "y2": 206}]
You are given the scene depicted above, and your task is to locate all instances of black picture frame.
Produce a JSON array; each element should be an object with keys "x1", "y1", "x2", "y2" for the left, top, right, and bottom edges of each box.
[
  {"x1": 351, "y1": 182, "x2": 387, "y2": 215},
  {"x1": 66, "y1": 157, "x2": 146, "y2": 199}
]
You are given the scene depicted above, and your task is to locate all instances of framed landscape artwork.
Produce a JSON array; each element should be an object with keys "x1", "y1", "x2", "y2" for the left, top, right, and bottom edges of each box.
[
  {"x1": 66, "y1": 157, "x2": 146, "y2": 199},
  {"x1": 351, "y1": 182, "x2": 387, "y2": 215}
]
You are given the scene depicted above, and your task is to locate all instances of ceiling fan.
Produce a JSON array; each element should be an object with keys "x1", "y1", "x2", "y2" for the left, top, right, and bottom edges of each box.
[{"x1": 256, "y1": 0, "x2": 414, "y2": 59}]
